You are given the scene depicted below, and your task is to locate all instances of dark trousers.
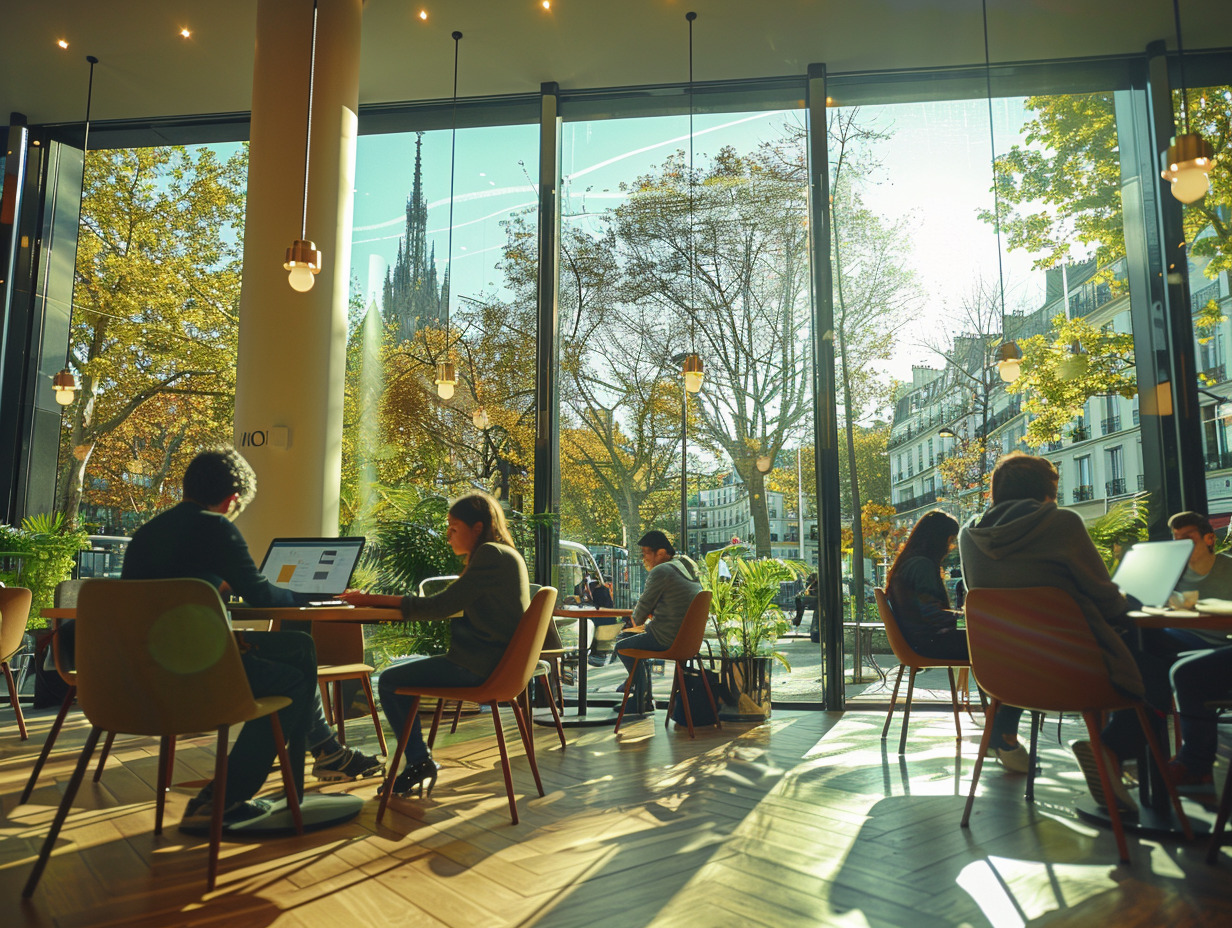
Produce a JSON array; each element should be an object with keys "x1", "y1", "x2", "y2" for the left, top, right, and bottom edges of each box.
[
  {"x1": 1171, "y1": 646, "x2": 1232, "y2": 775},
  {"x1": 617, "y1": 630, "x2": 670, "y2": 711},
  {"x1": 1100, "y1": 627, "x2": 1200, "y2": 761},
  {"x1": 378, "y1": 656, "x2": 487, "y2": 767},
  {"x1": 227, "y1": 631, "x2": 317, "y2": 804}
]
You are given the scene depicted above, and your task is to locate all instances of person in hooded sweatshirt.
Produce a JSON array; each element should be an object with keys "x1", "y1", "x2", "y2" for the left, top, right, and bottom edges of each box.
[{"x1": 958, "y1": 452, "x2": 1145, "y2": 813}]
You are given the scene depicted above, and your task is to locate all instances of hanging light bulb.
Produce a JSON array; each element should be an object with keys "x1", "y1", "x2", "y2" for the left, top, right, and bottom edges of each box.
[
  {"x1": 756, "y1": 453, "x2": 773, "y2": 474},
  {"x1": 285, "y1": 0, "x2": 323, "y2": 291},
  {"x1": 1161, "y1": 133, "x2": 1215, "y2": 203},
  {"x1": 996, "y1": 341, "x2": 1022, "y2": 383},
  {"x1": 472, "y1": 405, "x2": 490, "y2": 429},
  {"x1": 53, "y1": 369, "x2": 78, "y2": 405},
  {"x1": 435, "y1": 361, "x2": 456, "y2": 400},
  {"x1": 682, "y1": 352, "x2": 704, "y2": 393}
]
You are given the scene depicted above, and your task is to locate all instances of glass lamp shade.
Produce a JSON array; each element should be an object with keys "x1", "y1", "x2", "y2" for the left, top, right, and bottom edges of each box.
[
  {"x1": 284, "y1": 239, "x2": 322, "y2": 291},
  {"x1": 1161, "y1": 133, "x2": 1215, "y2": 204},
  {"x1": 52, "y1": 368, "x2": 77, "y2": 405},
  {"x1": 472, "y1": 406, "x2": 490, "y2": 429},
  {"x1": 435, "y1": 361, "x2": 456, "y2": 400},
  {"x1": 997, "y1": 357, "x2": 1022, "y2": 383},
  {"x1": 755, "y1": 453, "x2": 773, "y2": 473},
  {"x1": 682, "y1": 353, "x2": 704, "y2": 393}
]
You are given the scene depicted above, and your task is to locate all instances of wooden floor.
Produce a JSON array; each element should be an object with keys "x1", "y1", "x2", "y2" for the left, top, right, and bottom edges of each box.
[{"x1": 2, "y1": 698, "x2": 1229, "y2": 928}]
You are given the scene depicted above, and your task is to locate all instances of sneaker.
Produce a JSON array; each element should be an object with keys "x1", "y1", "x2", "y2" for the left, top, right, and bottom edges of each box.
[
  {"x1": 313, "y1": 747, "x2": 386, "y2": 782},
  {"x1": 1167, "y1": 759, "x2": 1215, "y2": 789},
  {"x1": 1072, "y1": 740, "x2": 1137, "y2": 814},
  {"x1": 180, "y1": 794, "x2": 273, "y2": 831},
  {"x1": 995, "y1": 742, "x2": 1031, "y2": 774}
]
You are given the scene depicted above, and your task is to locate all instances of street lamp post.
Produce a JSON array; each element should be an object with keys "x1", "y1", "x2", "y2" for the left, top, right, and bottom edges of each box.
[{"x1": 671, "y1": 352, "x2": 704, "y2": 555}]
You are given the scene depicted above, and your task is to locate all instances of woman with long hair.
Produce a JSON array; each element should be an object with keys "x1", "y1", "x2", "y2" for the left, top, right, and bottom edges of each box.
[
  {"x1": 341, "y1": 492, "x2": 529, "y2": 798},
  {"x1": 885, "y1": 509, "x2": 1029, "y2": 772}
]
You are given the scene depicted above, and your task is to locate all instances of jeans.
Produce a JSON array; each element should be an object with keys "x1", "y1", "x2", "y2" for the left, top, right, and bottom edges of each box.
[
  {"x1": 1170, "y1": 646, "x2": 1232, "y2": 775},
  {"x1": 378, "y1": 656, "x2": 487, "y2": 765},
  {"x1": 616, "y1": 630, "x2": 670, "y2": 710},
  {"x1": 279, "y1": 618, "x2": 345, "y2": 751},
  {"x1": 228, "y1": 631, "x2": 317, "y2": 805},
  {"x1": 1100, "y1": 627, "x2": 1193, "y2": 761}
]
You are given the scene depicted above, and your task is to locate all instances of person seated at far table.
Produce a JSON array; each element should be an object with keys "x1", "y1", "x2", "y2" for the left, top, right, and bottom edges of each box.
[
  {"x1": 341, "y1": 492, "x2": 530, "y2": 800},
  {"x1": 615, "y1": 530, "x2": 703, "y2": 715},
  {"x1": 794, "y1": 572, "x2": 819, "y2": 627},
  {"x1": 887, "y1": 510, "x2": 1029, "y2": 773},
  {"x1": 958, "y1": 452, "x2": 1146, "y2": 812}
]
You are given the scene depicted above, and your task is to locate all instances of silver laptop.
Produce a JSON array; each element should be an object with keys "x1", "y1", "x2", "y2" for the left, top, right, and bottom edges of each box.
[
  {"x1": 1110, "y1": 538, "x2": 1193, "y2": 608},
  {"x1": 257, "y1": 537, "x2": 366, "y2": 605}
]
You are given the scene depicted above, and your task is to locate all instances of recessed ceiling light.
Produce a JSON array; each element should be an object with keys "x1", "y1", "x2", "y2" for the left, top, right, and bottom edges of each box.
[
  {"x1": 180, "y1": 28, "x2": 191, "y2": 39},
  {"x1": 418, "y1": 9, "x2": 428, "y2": 20},
  {"x1": 57, "y1": 39, "x2": 69, "y2": 49},
  {"x1": 542, "y1": 1, "x2": 551, "y2": 9}
]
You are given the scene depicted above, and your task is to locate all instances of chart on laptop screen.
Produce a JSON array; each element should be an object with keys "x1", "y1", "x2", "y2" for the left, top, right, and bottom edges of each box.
[{"x1": 259, "y1": 538, "x2": 364, "y2": 594}]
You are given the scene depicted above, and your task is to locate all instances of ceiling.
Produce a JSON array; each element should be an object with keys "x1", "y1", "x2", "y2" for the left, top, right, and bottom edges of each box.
[{"x1": 3, "y1": 0, "x2": 1231, "y2": 127}]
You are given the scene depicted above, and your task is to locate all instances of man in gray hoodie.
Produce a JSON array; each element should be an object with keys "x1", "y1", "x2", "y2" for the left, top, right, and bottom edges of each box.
[{"x1": 959, "y1": 452, "x2": 1145, "y2": 811}]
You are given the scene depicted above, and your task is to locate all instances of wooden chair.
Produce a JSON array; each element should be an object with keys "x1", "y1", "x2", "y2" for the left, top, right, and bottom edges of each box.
[
  {"x1": 1206, "y1": 700, "x2": 1232, "y2": 865},
  {"x1": 428, "y1": 658, "x2": 567, "y2": 753},
  {"x1": 377, "y1": 586, "x2": 557, "y2": 827},
  {"x1": 23, "y1": 578, "x2": 303, "y2": 897},
  {"x1": 1, "y1": 586, "x2": 33, "y2": 740},
  {"x1": 614, "y1": 590, "x2": 718, "y2": 739},
  {"x1": 874, "y1": 588, "x2": 968, "y2": 754},
  {"x1": 311, "y1": 620, "x2": 387, "y2": 755},
  {"x1": 961, "y1": 587, "x2": 1191, "y2": 864}
]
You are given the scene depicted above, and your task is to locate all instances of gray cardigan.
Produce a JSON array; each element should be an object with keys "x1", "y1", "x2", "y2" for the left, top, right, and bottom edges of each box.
[
  {"x1": 632, "y1": 555, "x2": 703, "y2": 646},
  {"x1": 399, "y1": 542, "x2": 530, "y2": 677},
  {"x1": 958, "y1": 499, "x2": 1143, "y2": 699}
]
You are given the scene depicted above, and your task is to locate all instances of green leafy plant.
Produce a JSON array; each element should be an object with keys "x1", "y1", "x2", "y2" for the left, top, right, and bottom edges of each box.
[
  {"x1": 701, "y1": 543, "x2": 807, "y2": 670},
  {"x1": 1086, "y1": 493, "x2": 1150, "y2": 571},
  {"x1": 0, "y1": 513, "x2": 91, "y2": 628}
]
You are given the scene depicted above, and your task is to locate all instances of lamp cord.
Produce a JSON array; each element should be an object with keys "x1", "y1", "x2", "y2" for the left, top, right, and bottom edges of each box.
[
  {"x1": 300, "y1": 0, "x2": 319, "y2": 242},
  {"x1": 446, "y1": 31, "x2": 463, "y2": 331},
  {"x1": 982, "y1": 0, "x2": 1008, "y2": 332},
  {"x1": 1172, "y1": 0, "x2": 1190, "y2": 133},
  {"x1": 83, "y1": 56, "x2": 97, "y2": 156},
  {"x1": 687, "y1": 11, "x2": 697, "y2": 352}
]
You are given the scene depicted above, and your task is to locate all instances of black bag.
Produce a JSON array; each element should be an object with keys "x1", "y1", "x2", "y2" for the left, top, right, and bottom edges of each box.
[
  {"x1": 671, "y1": 665, "x2": 726, "y2": 727},
  {"x1": 32, "y1": 630, "x2": 70, "y2": 709}
]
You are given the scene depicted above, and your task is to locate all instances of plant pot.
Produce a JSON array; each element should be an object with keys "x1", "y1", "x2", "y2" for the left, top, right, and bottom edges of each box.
[{"x1": 718, "y1": 655, "x2": 773, "y2": 721}]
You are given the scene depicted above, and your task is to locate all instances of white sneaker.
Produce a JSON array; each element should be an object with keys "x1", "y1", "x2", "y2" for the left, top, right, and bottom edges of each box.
[
  {"x1": 995, "y1": 742, "x2": 1031, "y2": 774},
  {"x1": 1072, "y1": 740, "x2": 1137, "y2": 813}
]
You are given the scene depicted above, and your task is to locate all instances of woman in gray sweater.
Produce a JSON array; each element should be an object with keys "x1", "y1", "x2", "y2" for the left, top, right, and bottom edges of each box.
[{"x1": 342, "y1": 492, "x2": 530, "y2": 799}]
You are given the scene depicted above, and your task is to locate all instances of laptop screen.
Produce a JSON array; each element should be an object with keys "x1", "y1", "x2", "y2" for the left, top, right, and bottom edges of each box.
[
  {"x1": 1109, "y1": 538, "x2": 1193, "y2": 608},
  {"x1": 258, "y1": 537, "x2": 365, "y2": 596}
]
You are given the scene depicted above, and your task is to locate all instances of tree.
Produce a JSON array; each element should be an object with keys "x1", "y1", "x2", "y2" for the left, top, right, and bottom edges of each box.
[{"x1": 60, "y1": 145, "x2": 247, "y2": 527}]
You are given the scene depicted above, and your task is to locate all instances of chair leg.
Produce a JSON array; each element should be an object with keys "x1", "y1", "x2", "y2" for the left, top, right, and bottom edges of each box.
[
  {"x1": 22, "y1": 725, "x2": 102, "y2": 898},
  {"x1": 946, "y1": 667, "x2": 962, "y2": 741},
  {"x1": 1025, "y1": 712, "x2": 1042, "y2": 802},
  {"x1": 426, "y1": 699, "x2": 447, "y2": 750},
  {"x1": 333, "y1": 680, "x2": 347, "y2": 747},
  {"x1": 1207, "y1": 753, "x2": 1232, "y2": 864},
  {"x1": 695, "y1": 658, "x2": 722, "y2": 729},
  {"x1": 377, "y1": 696, "x2": 420, "y2": 825},
  {"x1": 21, "y1": 685, "x2": 77, "y2": 803},
  {"x1": 208, "y1": 725, "x2": 229, "y2": 892},
  {"x1": 1136, "y1": 705, "x2": 1193, "y2": 842},
  {"x1": 3, "y1": 661, "x2": 27, "y2": 740},
  {"x1": 269, "y1": 712, "x2": 303, "y2": 834},
  {"x1": 489, "y1": 701, "x2": 519, "y2": 825},
  {"x1": 899, "y1": 666, "x2": 919, "y2": 755},
  {"x1": 320, "y1": 681, "x2": 334, "y2": 725},
  {"x1": 1084, "y1": 711, "x2": 1131, "y2": 864},
  {"x1": 538, "y1": 672, "x2": 567, "y2": 749},
  {"x1": 614, "y1": 659, "x2": 639, "y2": 733},
  {"x1": 93, "y1": 730, "x2": 116, "y2": 783},
  {"x1": 449, "y1": 699, "x2": 464, "y2": 734},
  {"x1": 675, "y1": 662, "x2": 696, "y2": 739},
  {"x1": 154, "y1": 736, "x2": 172, "y2": 835},
  {"x1": 882, "y1": 665, "x2": 905, "y2": 740},
  {"x1": 962, "y1": 697, "x2": 999, "y2": 828},
  {"x1": 360, "y1": 675, "x2": 387, "y2": 755},
  {"x1": 665, "y1": 664, "x2": 679, "y2": 730},
  {"x1": 510, "y1": 696, "x2": 544, "y2": 797}
]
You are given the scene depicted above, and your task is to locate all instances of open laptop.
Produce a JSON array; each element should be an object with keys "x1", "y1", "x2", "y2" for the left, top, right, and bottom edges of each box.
[
  {"x1": 1109, "y1": 538, "x2": 1193, "y2": 608},
  {"x1": 255, "y1": 537, "x2": 366, "y2": 606}
]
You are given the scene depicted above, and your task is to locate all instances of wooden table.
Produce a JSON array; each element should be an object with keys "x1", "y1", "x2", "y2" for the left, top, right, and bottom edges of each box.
[{"x1": 551, "y1": 606, "x2": 633, "y2": 727}]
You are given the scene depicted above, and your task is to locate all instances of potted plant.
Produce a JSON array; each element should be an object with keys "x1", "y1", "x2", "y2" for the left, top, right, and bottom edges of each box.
[
  {"x1": 701, "y1": 543, "x2": 807, "y2": 721},
  {"x1": 0, "y1": 513, "x2": 91, "y2": 628}
]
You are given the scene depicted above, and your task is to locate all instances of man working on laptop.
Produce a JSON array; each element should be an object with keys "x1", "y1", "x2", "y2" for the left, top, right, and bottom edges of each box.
[{"x1": 121, "y1": 447, "x2": 382, "y2": 824}]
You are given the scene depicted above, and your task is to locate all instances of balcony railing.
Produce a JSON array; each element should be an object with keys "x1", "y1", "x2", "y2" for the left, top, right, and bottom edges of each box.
[
  {"x1": 1138, "y1": 474, "x2": 1145, "y2": 491},
  {"x1": 1206, "y1": 451, "x2": 1232, "y2": 471},
  {"x1": 1072, "y1": 485, "x2": 1095, "y2": 502},
  {"x1": 1202, "y1": 363, "x2": 1227, "y2": 384},
  {"x1": 1070, "y1": 427, "x2": 1089, "y2": 444},
  {"x1": 1105, "y1": 478, "x2": 1127, "y2": 497},
  {"x1": 894, "y1": 489, "x2": 938, "y2": 514},
  {"x1": 1132, "y1": 408, "x2": 1140, "y2": 426},
  {"x1": 1101, "y1": 415, "x2": 1121, "y2": 435}
]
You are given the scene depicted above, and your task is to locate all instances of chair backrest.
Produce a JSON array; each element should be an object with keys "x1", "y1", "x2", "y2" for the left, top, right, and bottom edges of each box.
[
  {"x1": 963, "y1": 586, "x2": 1125, "y2": 713},
  {"x1": 663, "y1": 590, "x2": 714, "y2": 660},
  {"x1": 0, "y1": 586, "x2": 32, "y2": 663},
  {"x1": 54, "y1": 579, "x2": 87, "y2": 608},
  {"x1": 874, "y1": 587, "x2": 927, "y2": 665},
  {"x1": 418, "y1": 575, "x2": 459, "y2": 597},
  {"x1": 476, "y1": 587, "x2": 557, "y2": 702},
  {"x1": 311, "y1": 620, "x2": 364, "y2": 666},
  {"x1": 74, "y1": 578, "x2": 264, "y2": 736}
]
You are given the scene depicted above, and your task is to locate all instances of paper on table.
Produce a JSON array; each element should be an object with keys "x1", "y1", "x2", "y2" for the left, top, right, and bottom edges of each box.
[{"x1": 1195, "y1": 598, "x2": 1232, "y2": 616}]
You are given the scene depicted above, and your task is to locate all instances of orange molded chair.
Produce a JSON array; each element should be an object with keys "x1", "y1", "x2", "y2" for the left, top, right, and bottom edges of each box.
[
  {"x1": 614, "y1": 590, "x2": 718, "y2": 739},
  {"x1": 875, "y1": 588, "x2": 968, "y2": 754},
  {"x1": 311, "y1": 621, "x2": 387, "y2": 755},
  {"x1": 961, "y1": 587, "x2": 1191, "y2": 864},
  {"x1": 1, "y1": 586, "x2": 33, "y2": 740},
  {"x1": 377, "y1": 586, "x2": 558, "y2": 827},
  {"x1": 22, "y1": 579, "x2": 303, "y2": 897}
]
